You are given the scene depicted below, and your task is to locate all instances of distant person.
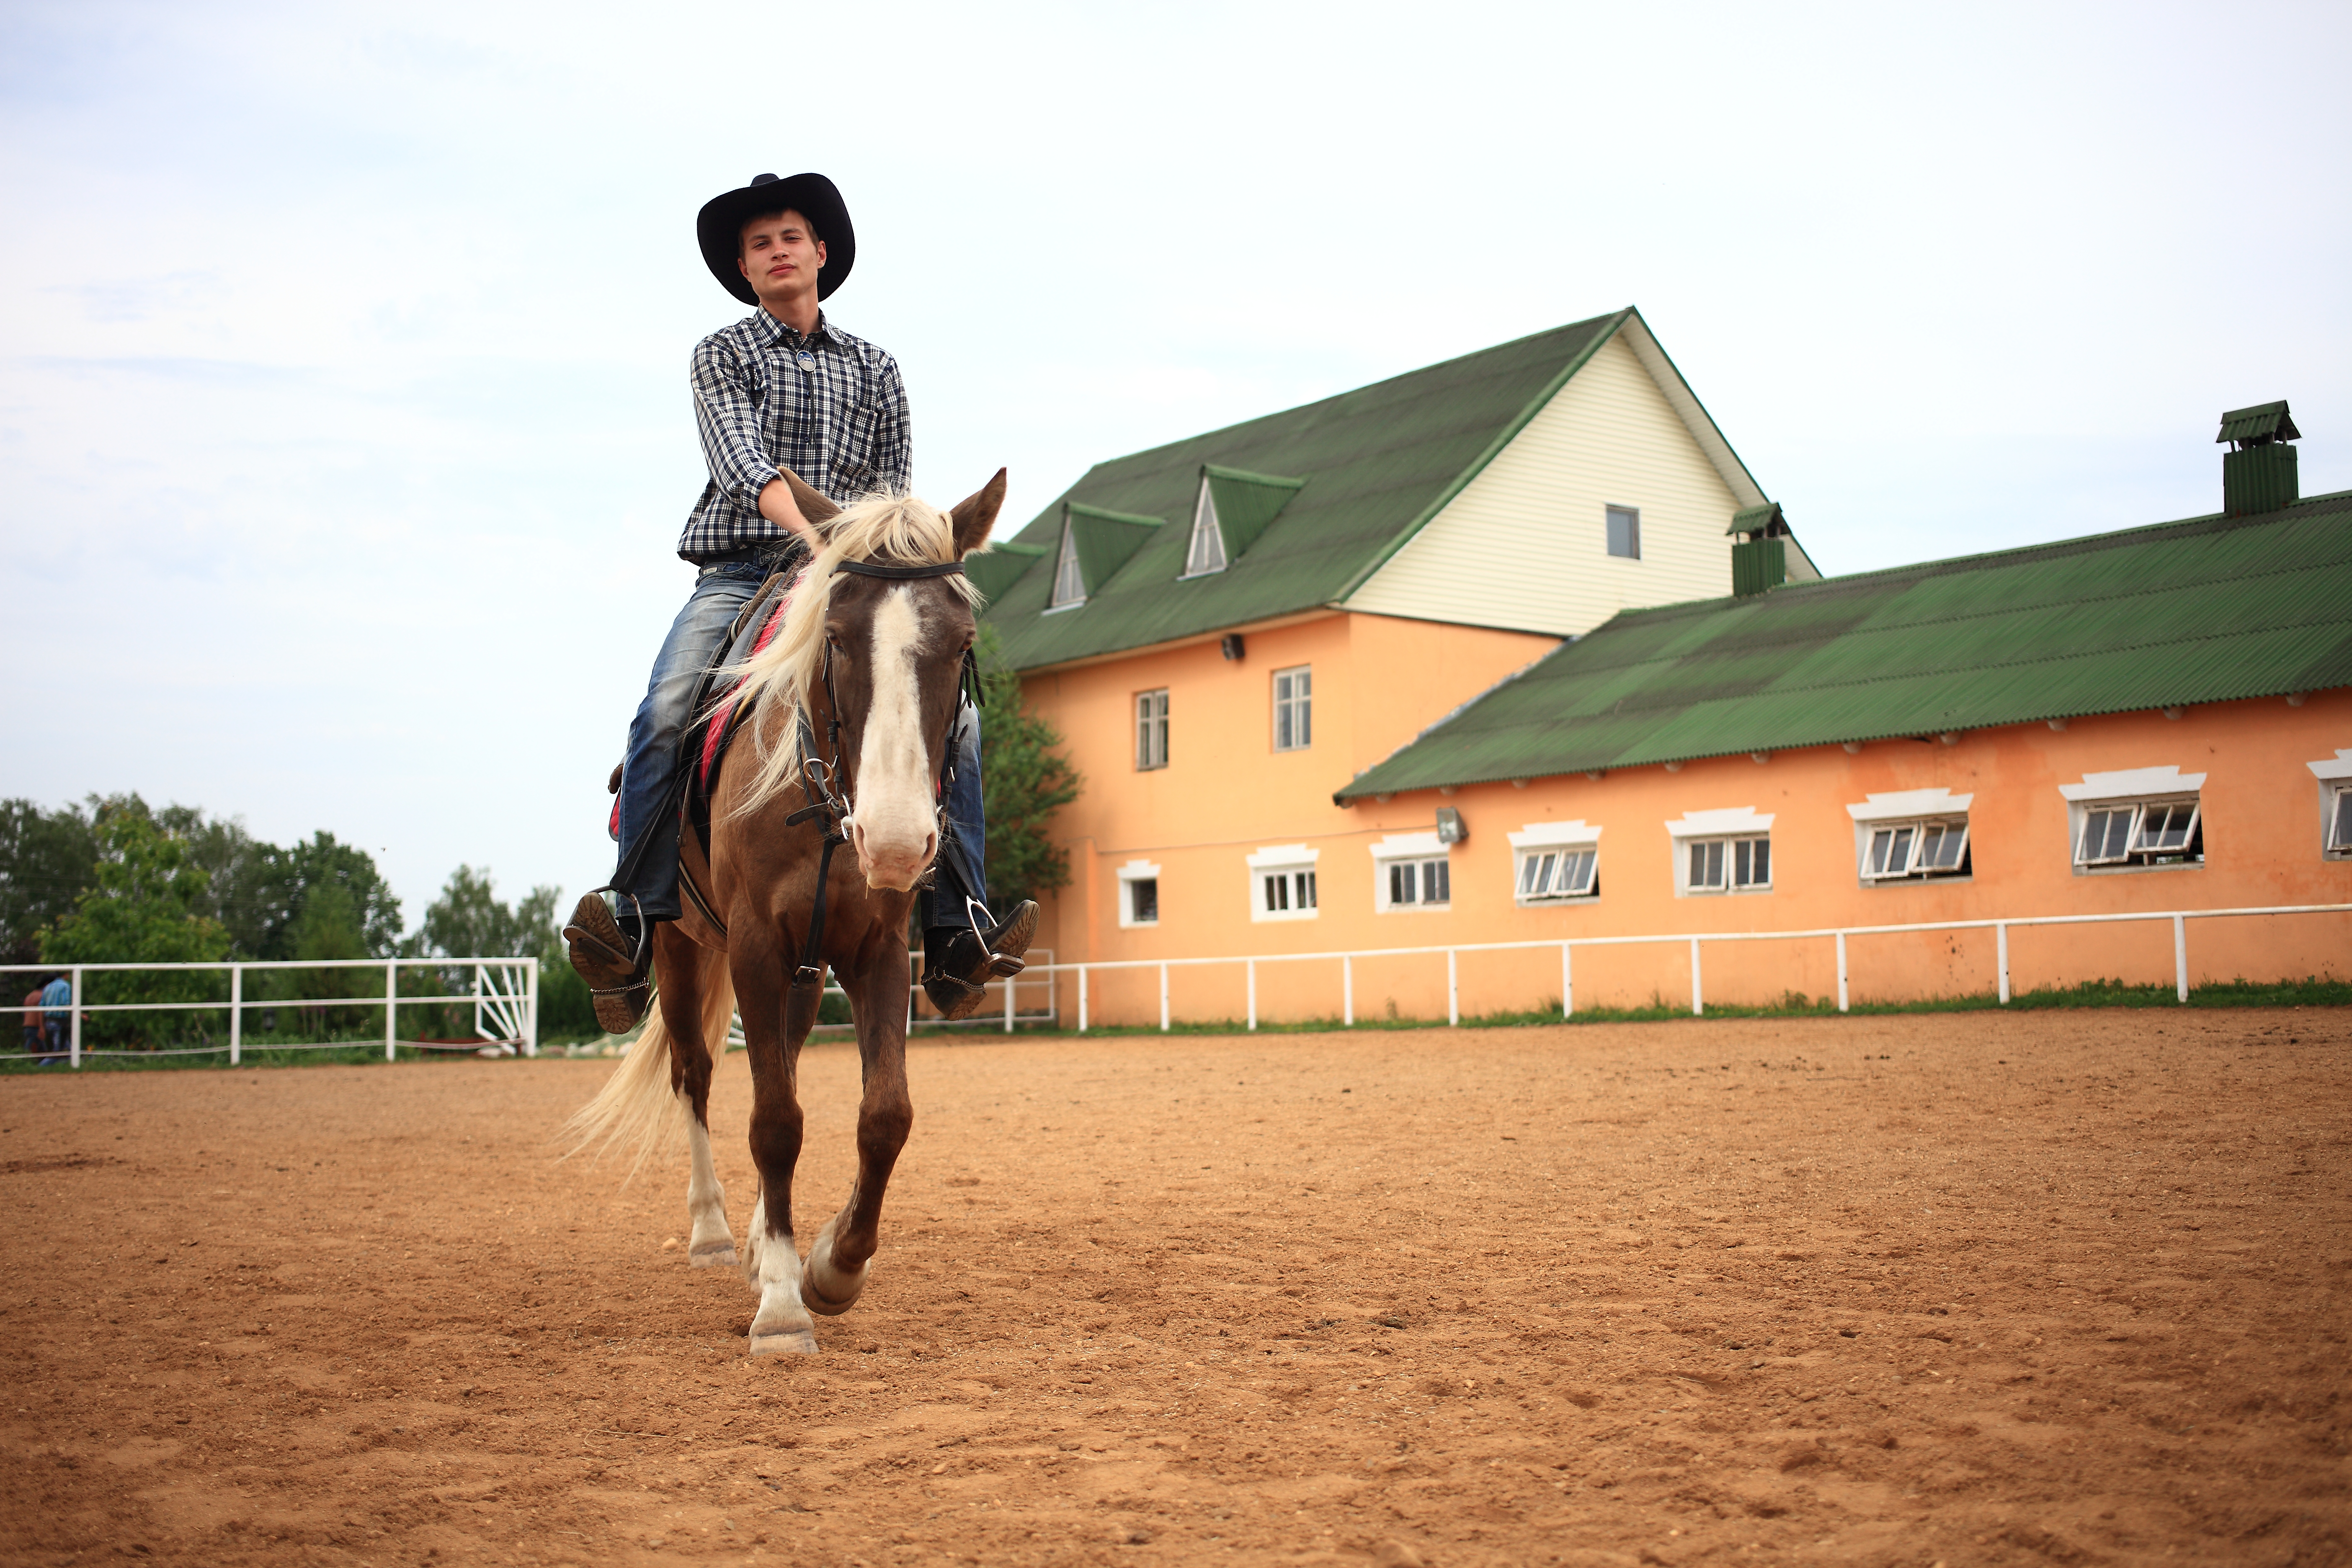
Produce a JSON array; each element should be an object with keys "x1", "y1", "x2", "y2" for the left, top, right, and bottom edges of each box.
[
  {"x1": 39, "y1": 972, "x2": 72, "y2": 1063},
  {"x1": 21, "y1": 981, "x2": 44, "y2": 1057}
]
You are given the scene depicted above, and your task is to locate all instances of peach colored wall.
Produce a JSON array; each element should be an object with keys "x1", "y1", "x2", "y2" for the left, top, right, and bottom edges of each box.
[
  {"x1": 1015, "y1": 613, "x2": 1559, "y2": 966},
  {"x1": 1011, "y1": 677, "x2": 2351, "y2": 1026}
]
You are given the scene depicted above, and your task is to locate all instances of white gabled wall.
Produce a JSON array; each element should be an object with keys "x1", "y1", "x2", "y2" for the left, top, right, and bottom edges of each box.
[{"x1": 1343, "y1": 330, "x2": 1744, "y2": 636}]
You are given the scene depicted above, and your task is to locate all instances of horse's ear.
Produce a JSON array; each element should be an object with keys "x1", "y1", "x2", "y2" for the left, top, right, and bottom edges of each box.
[
  {"x1": 779, "y1": 467, "x2": 842, "y2": 528},
  {"x1": 948, "y1": 469, "x2": 1008, "y2": 557}
]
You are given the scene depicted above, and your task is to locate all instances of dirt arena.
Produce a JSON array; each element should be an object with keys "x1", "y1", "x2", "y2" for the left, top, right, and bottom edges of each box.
[{"x1": 2, "y1": 1010, "x2": 2347, "y2": 1568}]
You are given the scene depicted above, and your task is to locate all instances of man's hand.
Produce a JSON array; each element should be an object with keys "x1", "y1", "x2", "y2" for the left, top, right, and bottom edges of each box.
[{"x1": 757, "y1": 476, "x2": 820, "y2": 543}]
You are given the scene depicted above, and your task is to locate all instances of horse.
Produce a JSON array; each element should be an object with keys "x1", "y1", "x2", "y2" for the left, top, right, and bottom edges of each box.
[{"x1": 565, "y1": 472, "x2": 1004, "y2": 1355}]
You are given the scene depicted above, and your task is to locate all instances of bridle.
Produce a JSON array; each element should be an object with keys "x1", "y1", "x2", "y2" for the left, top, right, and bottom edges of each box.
[{"x1": 781, "y1": 556, "x2": 981, "y2": 1020}]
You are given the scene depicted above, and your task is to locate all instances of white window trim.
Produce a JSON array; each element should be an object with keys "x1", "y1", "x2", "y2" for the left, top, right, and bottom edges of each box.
[
  {"x1": 1857, "y1": 818, "x2": 1973, "y2": 884},
  {"x1": 1507, "y1": 819, "x2": 1604, "y2": 850},
  {"x1": 1667, "y1": 810, "x2": 1774, "y2": 897},
  {"x1": 2308, "y1": 750, "x2": 2352, "y2": 860},
  {"x1": 2058, "y1": 765, "x2": 2207, "y2": 803},
  {"x1": 1664, "y1": 807, "x2": 1775, "y2": 840},
  {"x1": 1134, "y1": 688, "x2": 1169, "y2": 772},
  {"x1": 1846, "y1": 787, "x2": 1974, "y2": 823},
  {"x1": 1507, "y1": 821, "x2": 1602, "y2": 906},
  {"x1": 1047, "y1": 515, "x2": 1086, "y2": 610},
  {"x1": 2059, "y1": 766, "x2": 2206, "y2": 874},
  {"x1": 1847, "y1": 790, "x2": 1974, "y2": 886},
  {"x1": 1179, "y1": 477, "x2": 1228, "y2": 579},
  {"x1": 1605, "y1": 503, "x2": 1642, "y2": 561},
  {"x1": 1271, "y1": 664, "x2": 1312, "y2": 753},
  {"x1": 2067, "y1": 796, "x2": 2203, "y2": 873},
  {"x1": 1246, "y1": 843, "x2": 1320, "y2": 923},
  {"x1": 1115, "y1": 859, "x2": 1161, "y2": 929},
  {"x1": 1369, "y1": 833, "x2": 1451, "y2": 914}
]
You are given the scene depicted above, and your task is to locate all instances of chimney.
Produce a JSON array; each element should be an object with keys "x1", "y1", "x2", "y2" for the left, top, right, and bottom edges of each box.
[
  {"x1": 2217, "y1": 400, "x2": 2300, "y2": 516},
  {"x1": 1728, "y1": 502, "x2": 1789, "y2": 596}
]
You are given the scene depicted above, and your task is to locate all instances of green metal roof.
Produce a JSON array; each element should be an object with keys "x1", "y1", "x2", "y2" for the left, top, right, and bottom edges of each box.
[
  {"x1": 1728, "y1": 501, "x2": 1785, "y2": 537},
  {"x1": 2217, "y1": 400, "x2": 2299, "y2": 444},
  {"x1": 1336, "y1": 488, "x2": 2352, "y2": 800},
  {"x1": 982, "y1": 310, "x2": 1636, "y2": 668}
]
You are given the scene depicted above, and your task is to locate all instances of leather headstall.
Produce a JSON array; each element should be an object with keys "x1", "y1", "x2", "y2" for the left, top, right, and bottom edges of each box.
[
  {"x1": 777, "y1": 553, "x2": 972, "y2": 1030},
  {"x1": 834, "y1": 560, "x2": 967, "y2": 581}
]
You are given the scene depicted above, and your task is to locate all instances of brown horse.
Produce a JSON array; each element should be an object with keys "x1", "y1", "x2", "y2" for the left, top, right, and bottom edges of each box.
[{"x1": 567, "y1": 473, "x2": 1004, "y2": 1355}]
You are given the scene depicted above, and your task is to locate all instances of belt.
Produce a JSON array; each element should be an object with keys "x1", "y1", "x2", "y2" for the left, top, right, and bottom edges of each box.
[{"x1": 697, "y1": 537, "x2": 811, "y2": 570}]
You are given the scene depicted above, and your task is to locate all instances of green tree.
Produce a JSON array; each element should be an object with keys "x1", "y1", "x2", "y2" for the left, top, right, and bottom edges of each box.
[
  {"x1": 407, "y1": 867, "x2": 562, "y2": 1042},
  {"x1": 415, "y1": 866, "x2": 557, "y2": 959},
  {"x1": 0, "y1": 797, "x2": 100, "y2": 965},
  {"x1": 39, "y1": 807, "x2": 232, "y2": 1049},
  {"x1": 167, "y1": 818, "x2": 401, "y2": 961},
  {"x1": 975, "y1": 622, "x2": 1081, "y2": 913}
]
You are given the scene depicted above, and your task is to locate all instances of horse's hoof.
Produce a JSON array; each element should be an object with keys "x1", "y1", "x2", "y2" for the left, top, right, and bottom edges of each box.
[
  {"x1": 800, "y1": 1271, "x2": 863, "y2": 1316},
  {"x1": 748, "y1": 1328, "x2": 820, "y2": 1357},
  {"x1": 802, "y1": 1213, "x2": 867, "y2": 1316},
  {"x1": 690, "y1": 1246, "x2": 740, "y2": 1269}
]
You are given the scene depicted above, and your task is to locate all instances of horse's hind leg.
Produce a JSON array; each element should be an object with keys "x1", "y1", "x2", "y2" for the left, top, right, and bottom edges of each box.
[{"x1": 656, "y1": 928, "x2": 740, "y2": 1269}]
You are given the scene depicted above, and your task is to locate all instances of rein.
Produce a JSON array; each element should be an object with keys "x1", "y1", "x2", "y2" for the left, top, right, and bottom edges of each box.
[{"x1": 779, "y1": 555, "x2": 978, "y2": 1019}]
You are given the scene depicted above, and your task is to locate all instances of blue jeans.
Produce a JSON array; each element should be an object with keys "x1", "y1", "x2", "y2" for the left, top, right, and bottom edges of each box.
[{"x1": 614, "y1": 562, "x2": 988, "y2": 928}]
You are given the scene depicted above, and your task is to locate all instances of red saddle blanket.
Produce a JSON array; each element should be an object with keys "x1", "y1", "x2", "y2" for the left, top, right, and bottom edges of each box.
[{"x1": 699, "y1": 592, "x2": 792, "y2": 788}]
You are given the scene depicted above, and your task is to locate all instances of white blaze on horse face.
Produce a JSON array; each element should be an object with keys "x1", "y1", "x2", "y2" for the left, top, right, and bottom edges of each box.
[{"x1": 849, "y1": 586, "x2": 939, "y2": 890}]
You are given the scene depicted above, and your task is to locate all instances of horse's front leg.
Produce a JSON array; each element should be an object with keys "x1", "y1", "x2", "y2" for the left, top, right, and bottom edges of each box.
[
  {"x1": 802, "y1": 946, "x2": 914, "y2": 1317},
  {"x1": 654, "y1": 928, "x2": 738, "y2": 1270},
  {"x1": 733, "y1": 923, "x2": 818, "y2": 1356}
]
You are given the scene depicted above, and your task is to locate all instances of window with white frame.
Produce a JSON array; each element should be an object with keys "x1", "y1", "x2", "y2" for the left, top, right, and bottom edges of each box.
[
  {"x1": 2060, "y1": 766, "x2": 2205, "y2": 872},
  {"x1": 1687, "y1": 836, "x2": 1770, "y2": 891},
  {"x1": 1606, "y1": 504, "x2": 1641, "y2": 560},
  {"x1": 1848, "y1": 788, "x2": 1974, "y2": 884},
  {"x1": 1049, "y1": 516, "x2": 1086, "y2": 607},
  {"x1": 1116, "y1": 860, "x2": 1161, "y2": 927},
  {"x1": 1370, "y1": 833, "x2": 1450, "y2": 912},
  {"x1": 1247, "y1": 845, "x2": 1319, "y2": 922},
  {"x1": 1508, "y1": 821, "x2": 1602, "y2": 904},
  {"x1": 2308, "y1": 749, "x2": 2352, "y2": 859},
  {"x1": 1134, "y1": 689, "x2": 1169, "y2": 771},
  {"x1": 1667, "y1": 807, "x2": 1774, "y2": 896},
  {"x1": 1272, "y1": 665, "x2": 1311, "y2": 752},
  {"x1": 1183, "y1": 477, "x2": 1227, "y2": 577}
]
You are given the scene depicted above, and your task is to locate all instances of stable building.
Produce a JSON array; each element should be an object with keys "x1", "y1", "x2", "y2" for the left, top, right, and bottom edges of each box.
[
  {"x1": 1328, "y1": 400, "x2": 2350, "y2": 1014},
  {"x1": 975, "y1": 309, "x2": 1810, "y2": 1014}
]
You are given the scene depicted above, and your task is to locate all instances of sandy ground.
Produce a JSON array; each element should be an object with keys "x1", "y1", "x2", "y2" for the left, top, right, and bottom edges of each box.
[{"x1": 1, "y1": 1010, "x2": 2347, "y2": 1568}]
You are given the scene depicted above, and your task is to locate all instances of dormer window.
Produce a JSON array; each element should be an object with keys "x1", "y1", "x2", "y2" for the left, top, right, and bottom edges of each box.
[
  {"x1": 1183, "y1": 477, "x2": 1227, "y2": 577},
  {"x1": 1049, "y1": 516, "x2": 1086, "y2": 607}
]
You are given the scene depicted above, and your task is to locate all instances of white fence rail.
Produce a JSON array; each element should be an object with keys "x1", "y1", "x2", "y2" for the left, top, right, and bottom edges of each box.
[
  {"x1": 3, "y1": 957, "x2": 540, "y2": 1068},
  {"x1": 1019, "y1": 902, "x2": 2352, "y2": 1032},
  {"x1": 720, "y1": 951, "x2": 1061, "y2": 1048}
]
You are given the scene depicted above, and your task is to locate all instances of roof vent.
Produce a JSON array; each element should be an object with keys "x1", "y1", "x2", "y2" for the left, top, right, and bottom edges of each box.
[
  {"x1": 2218, "y1": 400, "x2": 2299, "y2": 517},
  {"x1": 1728, "y1": 501, "x2": 1790, "y2": 596}
]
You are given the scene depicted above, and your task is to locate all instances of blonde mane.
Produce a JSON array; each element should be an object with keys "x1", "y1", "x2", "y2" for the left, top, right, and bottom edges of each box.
[{"x1": 720, "y1": 492, "x2": 978, "y2": 815}]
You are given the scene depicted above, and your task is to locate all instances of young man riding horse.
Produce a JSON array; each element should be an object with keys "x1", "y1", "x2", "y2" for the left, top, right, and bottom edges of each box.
[{"x1": 565, "y1": 172, "x2": 1036, "y2": 1029}]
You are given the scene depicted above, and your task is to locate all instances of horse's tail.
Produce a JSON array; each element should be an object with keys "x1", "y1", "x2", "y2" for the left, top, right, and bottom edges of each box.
[{"x1": 560, "y1": 1008, "x2": 686, "y2": 1181}]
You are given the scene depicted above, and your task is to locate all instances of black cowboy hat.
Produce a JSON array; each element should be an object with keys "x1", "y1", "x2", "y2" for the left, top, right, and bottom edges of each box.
[{"x1": 697, "y1": 172, "x2": 855, "y2": 306}]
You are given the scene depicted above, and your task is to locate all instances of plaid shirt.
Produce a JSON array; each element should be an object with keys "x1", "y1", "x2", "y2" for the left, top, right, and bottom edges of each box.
[{"x1": 677, "y1": 310, "x2": 912, "y2": 562}]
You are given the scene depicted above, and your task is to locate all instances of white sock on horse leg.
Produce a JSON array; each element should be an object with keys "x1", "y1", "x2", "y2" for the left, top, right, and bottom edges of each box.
[{"x1": 683, "y1": 1114, "x2": 736, "y2": 1268}]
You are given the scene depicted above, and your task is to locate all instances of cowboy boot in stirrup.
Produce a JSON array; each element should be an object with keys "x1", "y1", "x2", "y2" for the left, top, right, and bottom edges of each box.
[
  {"x1": 921, "y1": 900, "x2": 1039, "y2": 1021},
  {"x1": 564, "y1": 892, "x2": 653, "y2": 1034}
]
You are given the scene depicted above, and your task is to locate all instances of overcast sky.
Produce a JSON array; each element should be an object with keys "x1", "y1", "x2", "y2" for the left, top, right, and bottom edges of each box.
[{"x1": 3, "y1": 0, "x2": 2346, "y2": 931}]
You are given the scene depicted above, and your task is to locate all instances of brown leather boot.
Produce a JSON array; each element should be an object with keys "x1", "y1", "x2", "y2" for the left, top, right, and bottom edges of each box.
[
  {"x1": 563, "y1": 893, "x2": 652, "y2": 1034},
  {"x1": 921, "y1": 900, "x2": 1039, "y2": 1021}
]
